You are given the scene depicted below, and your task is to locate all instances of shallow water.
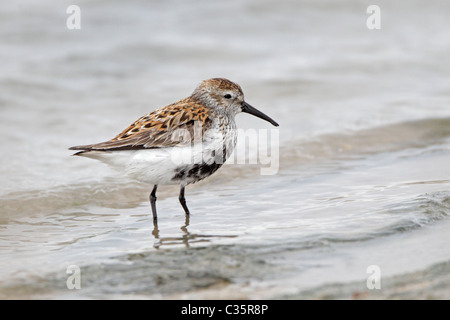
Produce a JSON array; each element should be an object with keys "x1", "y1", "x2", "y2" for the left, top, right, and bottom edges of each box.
[{"x1": 1, "y1": 0, "x2": 450, "y2": 299}]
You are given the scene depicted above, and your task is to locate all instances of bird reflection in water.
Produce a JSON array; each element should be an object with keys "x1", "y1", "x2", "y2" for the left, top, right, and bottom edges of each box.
[{"x1": 151, "y1": 215, "x2": 236, "y2": 249}]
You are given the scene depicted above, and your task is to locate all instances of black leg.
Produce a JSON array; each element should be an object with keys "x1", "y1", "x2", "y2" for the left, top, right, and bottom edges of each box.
[
  {"x1": 178, "y1": 185, "x2": 190, "y2": 215},
  {"x1": 149, "y1": 184, "x2": 158, "y2": 222}
]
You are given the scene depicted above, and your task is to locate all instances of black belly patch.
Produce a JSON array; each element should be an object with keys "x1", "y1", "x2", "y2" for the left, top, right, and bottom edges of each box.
[{"x1": 172, "y1": 162, "x2": 223, "y2": 183}]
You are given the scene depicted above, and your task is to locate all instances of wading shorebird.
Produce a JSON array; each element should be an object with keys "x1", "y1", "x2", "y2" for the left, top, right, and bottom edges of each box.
[{"x1": 69, "y1": 78, "x2": 279, "y2": 222}]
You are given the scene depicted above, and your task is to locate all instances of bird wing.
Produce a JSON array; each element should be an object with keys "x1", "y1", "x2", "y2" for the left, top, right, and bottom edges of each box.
[{"x1": 69, "y1": 99, "x2": 213, "y2": 153}]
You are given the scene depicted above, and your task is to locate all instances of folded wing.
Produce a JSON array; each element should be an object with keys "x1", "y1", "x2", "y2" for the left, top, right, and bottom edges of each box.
[{"x1": 69, "y1": 98, "x2": 212, "y2": 154}]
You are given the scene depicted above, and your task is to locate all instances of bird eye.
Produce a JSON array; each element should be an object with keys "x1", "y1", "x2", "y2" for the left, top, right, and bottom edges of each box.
[{"x1": 224, "y1": 94, "x2": 232, "y2": 99}]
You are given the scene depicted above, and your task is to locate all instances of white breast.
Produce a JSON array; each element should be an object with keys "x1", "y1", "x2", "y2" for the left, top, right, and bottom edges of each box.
[{"x1": 80, "y1": 123, "x2": 238, "y2": 186}]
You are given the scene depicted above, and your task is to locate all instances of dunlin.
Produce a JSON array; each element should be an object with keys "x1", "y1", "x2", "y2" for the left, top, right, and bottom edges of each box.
[{"x1": 69, "y1": 78, "x2": 279, "y2": 221}]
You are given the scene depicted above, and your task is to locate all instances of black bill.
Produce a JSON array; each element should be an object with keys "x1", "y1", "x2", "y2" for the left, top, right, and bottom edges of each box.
[{"x1": 241, "y1": 102, "x2": 279, "y2": 127}]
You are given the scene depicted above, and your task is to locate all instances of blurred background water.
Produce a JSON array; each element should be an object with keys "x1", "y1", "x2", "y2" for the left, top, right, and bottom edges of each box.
[{"x1": 1, "y1": 0, "x2": 450, "y2": 299}]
